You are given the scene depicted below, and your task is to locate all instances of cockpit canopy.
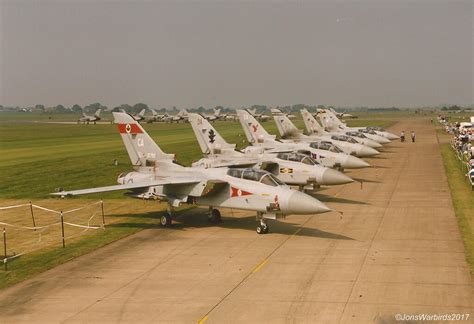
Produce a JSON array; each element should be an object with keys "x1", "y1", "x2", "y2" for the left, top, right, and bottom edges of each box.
[
  {"x1": 276, "y1": 152, "x2": 319, "y2": 165},
  {"x1": 360, "y1": 129, "x2": 378, "y2": 135},
  {"x1": 227, "y1": 168, "x2": 285, "y2": 187},
  {"x1": 330, "y1": 135, "x2": 358, "y2": 143},
  {"x1": 345, "y1": 131, "x2": 367, "y2": 138},
  {"x1": 309, "y1": 141, "x2": 343, "y2": 153},
  {"x1": 367, "y1": 126, "x2": 385, "y2": 131}
]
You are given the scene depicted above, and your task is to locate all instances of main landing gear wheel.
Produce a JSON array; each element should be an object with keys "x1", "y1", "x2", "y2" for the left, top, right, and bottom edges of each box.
[
  {"x1": 160, "y1": 214, "x2": 172, "y2": 227},
  {"x1": 208, "y1": 209, "x2": 221, "y2": 223},
  {"x1": 256, "y1": 224, "x2": 269, "y2": 234}
]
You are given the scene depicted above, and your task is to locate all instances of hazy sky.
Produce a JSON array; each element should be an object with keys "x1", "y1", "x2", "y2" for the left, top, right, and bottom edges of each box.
[{"x1": 1, "y1": 0, "x2": 472, "y2": 108}]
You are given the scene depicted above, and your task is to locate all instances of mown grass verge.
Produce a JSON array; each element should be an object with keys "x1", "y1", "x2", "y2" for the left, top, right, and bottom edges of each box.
[
  {"x1": 0, "y1": 206, "x2": 191, "y2": 290},
  {"x1": 439, "y1": 144, "x2": 474, "y2": 276}
]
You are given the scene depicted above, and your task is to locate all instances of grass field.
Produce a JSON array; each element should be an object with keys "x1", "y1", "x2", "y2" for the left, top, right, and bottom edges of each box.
[
  {"x1": 439, "y1": 144, "x2": 474, "y2": 275},
  {"x1": 0, "y1": 110, "x2": 398, "y2": 289},
  {"x1": 0, "y1": 112, "x2": 396, "y2": 199}
]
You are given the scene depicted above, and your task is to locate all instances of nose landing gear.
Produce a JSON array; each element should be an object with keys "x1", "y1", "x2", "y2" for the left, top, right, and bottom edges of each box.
[
  {"x1": 256, "y1": 214, "x2": 269, "y2": 234},
  {"x1": 208, "y1": 208, "x2": 222, "y2": 223}
]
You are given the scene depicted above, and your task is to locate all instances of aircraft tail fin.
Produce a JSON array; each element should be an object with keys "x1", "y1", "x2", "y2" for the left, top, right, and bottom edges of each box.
[
  {"x1": 270, "y1": 108, "x2": 283, "y2": 115},
  {"x1": 318, "y1": 109, "x2": 345, "y2": 131},
  {"x1": 188, "y1": 113, "x2": 235, "y2": 154},
  {"x1": 113, "y1": 112, "x2": 174, "y2": 166},
  {"x1": 214, "y1": 108, "x2": 221, "y2": 117},
  {"x1": 273, "y1": 114, "x2": 302, "y2": 138},
  {"x1": 139, "y1": 109, "x2": 146, "y2": 117},
  {"x1": 237, "y1": 109, "x2": 275, "y2": 144},
  {"x1": 301, "y1": 108, "x2": 325, "y2": 135},
  {"x1": 94, "y1": 109, "x2": 101, "y2": 117}
]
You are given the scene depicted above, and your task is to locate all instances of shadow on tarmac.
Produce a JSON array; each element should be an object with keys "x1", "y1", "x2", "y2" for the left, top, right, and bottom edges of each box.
[
  {"x1": 107, "y1": 209, "x2": 355, "y2": 240},
  {"x1": 312, "y1": 193, "x2": 369, "y2": 205}
]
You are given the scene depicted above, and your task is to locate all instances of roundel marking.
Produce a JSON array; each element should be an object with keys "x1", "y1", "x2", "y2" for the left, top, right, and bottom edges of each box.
[{"x1": 125, "y1": 124, "x2": 132, "y2": 133}]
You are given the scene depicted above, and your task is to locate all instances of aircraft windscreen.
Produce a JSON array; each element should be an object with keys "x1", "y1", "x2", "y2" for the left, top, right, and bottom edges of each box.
[
  {"x1": 301, "y1": 156, "x2": 317, "y2": 165},
  {"x1": 227, "y1": 168, "x2": 243, "y2": 178},
  {"x1": 311, "y1": 142, "x2": 343, "y2": 153},
  {"x1": 331, "y1": 135, "x2": 347, "y2": 142},
  {"x1": 260, "y1": 174, "x2": 278, "y2": 186},
  {"x1": 347, "y1": 131, "x2": 366, "y2": 138}
]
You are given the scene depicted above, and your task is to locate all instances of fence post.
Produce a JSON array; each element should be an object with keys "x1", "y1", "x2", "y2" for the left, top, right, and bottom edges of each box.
[
  {"x1": 29, "y1": 201, "x2": 36, "y2": 231},
  {"x1": 60, "y1": 211, "x2": 65, "y2": 248},
  {"x1": 3, "y1": 228, "x2": 7, "y2": 271},
  {"x1": 101, "y1": 200, "x2": 105, "y2": 229}
]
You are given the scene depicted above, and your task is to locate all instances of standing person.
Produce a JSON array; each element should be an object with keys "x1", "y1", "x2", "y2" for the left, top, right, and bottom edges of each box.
[
  {"x1": 411, "y1": 131, "x2": 416, "y2": 143},
  {"x1": 400, "y1": 130, "x2": 405, "y2": 142}
]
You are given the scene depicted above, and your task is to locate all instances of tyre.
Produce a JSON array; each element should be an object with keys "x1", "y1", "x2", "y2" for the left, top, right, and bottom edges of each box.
[
  {"x1": 160, "y1": 215, "x2": 171, "y2": 227},
  {"x1": 209, "y1": 209, "x2": 221, "y2": 223}
]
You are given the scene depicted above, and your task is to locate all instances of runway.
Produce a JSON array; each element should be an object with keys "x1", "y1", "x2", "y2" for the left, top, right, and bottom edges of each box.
[{"x1": 0, "y1": 117, "x2": 472, "y2": 323}]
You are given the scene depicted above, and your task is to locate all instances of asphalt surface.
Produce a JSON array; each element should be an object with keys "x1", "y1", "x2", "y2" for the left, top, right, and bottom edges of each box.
[{"x1": 0, "y1": 117, "x2": 472, "y2": 323}]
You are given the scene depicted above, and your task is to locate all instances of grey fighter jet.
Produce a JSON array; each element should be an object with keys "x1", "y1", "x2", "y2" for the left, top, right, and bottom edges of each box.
[
  {"x1": 201, "y1": 108, "x2": 221, "y2": 122},
  {"x1": 78, "y1": 109, "x2": 101, "y2": 124},
  {"x1": 246, "y1": 108, "x2": 271, "y2": 122},
  {"x1": 52, "y1": 112, "x2": 331, "y2": 234},
  {"x1": 237, "y1": 110, "x2": 370, "y2": 170},
  {"x1": 318, "y1": 109, "x2": 398, "y2": 141},
  {"x1": 273, "y1": 114, "x2": 380, "y2": 157},
  {"x1": 165, "y1": 109, "x2": 188, "y2": 123},
  {"x1": 132, "y1": 109, "x2": 146, "y2": 122},
  {"x1": 301, "y1": 109, "x2": 382, "y2": 149},
  {"x1": 188, "y1": 113, "x2": 353, "y2": 190},
  {"x1": 329, "y1": 108, "x2": 355, "y2": 119},
  {"x1": 145, "y1": 108, "x2": 169, "y2": 123}
]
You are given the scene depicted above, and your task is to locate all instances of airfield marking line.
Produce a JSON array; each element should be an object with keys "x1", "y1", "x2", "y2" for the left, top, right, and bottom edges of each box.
[
  {"x1": 60, "y1": 225, "x2": 223, "y2": 324},
  {"x1": 196, "y1": 180, "x2": 351, "y2": 322},
  {"x1": 197, "y1": 315, "x2": 209, "y2": 324},
  {"x1": 196, "y1": 215, "x2": 314, "y2": 323},
  {"x1": 252, "y1": 259, "x2": 268, "y2": 273},
  {"x1": 337, "y1": 142, "x2": 408, "y2": 324}
]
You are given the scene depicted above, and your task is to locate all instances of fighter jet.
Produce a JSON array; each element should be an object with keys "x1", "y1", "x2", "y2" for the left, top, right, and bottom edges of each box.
[
  {"x1": 52, "y1": 112, "x2": 331, "y2": 234},
  {"x1": 202, "y1": 108, "x2": 221, "y2": 122},
  {"x1": 78, "y1": 109, "x2": 101, "y2": 124},
  {"x1": 270, "y1": 108, "x2": 296, "y2": 119},
  {"x1": 246, "y1": 108, "x2": 271, "y2": 122},
  {"x1": 318, "y1": 109, "x2": 398, "y2": 141},
  {"x1": 273, "y1": 114, "x2": 380, "y2": 157},
  {"x1": 132, "y1": 109, "x2": 146, "y2": 122},
  {"x1": 329, "y1": 108, "x2": 355, "y2": 119},
  {"x1": 165, "y1": 109, "x2": 188, "y2": 123},
  {"x1": 301, "y1": 109, "x2": 382, "y2": 149},
  {"x1": 237, "y1": 110, "x2": 370, "y2": 170},
  {"x1": 145, "y1": 108, "x2": 169, "y2": 123},
  {"x1": 188, "y1": 113, "x2": 353, "y2": 190}
]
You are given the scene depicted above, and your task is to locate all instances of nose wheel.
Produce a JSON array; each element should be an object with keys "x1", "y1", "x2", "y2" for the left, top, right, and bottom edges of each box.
[
  {"x1": 208, "y1": 208, "x2": 222, "y2": 223},
  {"x1": 160, "y1": 214, "x2": 172, "y2": 227},
  {"x1": 256, "y1": 215, "x2": 269, "y2": 234}
]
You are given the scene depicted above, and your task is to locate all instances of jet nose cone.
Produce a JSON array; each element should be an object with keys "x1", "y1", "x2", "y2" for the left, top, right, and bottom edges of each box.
[
  {"x1": 286, "y1": 191, "x2": 331, "y2": 214},
  {"x1": 377, "y1": 137, "x2": 391, "y2": 144},
  {"x1": 321, "y1": 168, "x2": 354, "y2": 185},
  {"x1": 344, "y1": 155, "x2": 370, "y2": 169},
  {"x1": 358, "y1": 146, "x2": 380, "y2": 157},
  {"x1": 386, "y1": 133, "x2": 399, "y2": 140},
  {"x1": 370, "y1": 141, "x2": 383, "y2": 148}
]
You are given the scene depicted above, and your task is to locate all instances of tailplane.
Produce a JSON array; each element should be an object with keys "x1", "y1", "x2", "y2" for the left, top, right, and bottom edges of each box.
[
  {"x1": 273, "y1": 114, "x2": 303, "y2": 139},
  {"x1": 301, "y1": 108, "x2": 326, "y2": 135},
  {"x1": 188, "y1": 113, "x2": 235, "y2": 154},
  {"x1": 237, "y1": 109, "x2": 275, "y2": 144},
  {"x1": 113, "y1": 112, "x2": 174, "y2": 166}
]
